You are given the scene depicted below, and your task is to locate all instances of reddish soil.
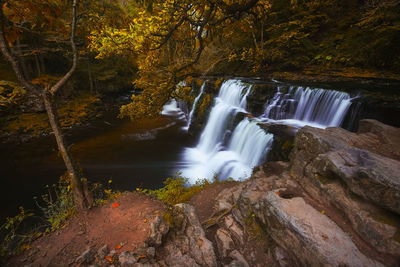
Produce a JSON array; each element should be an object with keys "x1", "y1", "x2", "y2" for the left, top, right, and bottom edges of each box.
[{"x1": 7, "y1": 192, "x2": 165, "y2": 267}]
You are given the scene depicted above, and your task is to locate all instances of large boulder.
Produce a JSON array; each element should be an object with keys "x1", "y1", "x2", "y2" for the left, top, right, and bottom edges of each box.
[{"x1": 289, "y1": 120, "x2": 400, "y2": 261}]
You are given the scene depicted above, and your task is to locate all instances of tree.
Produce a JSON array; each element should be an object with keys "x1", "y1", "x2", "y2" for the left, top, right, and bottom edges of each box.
[
  {"x1": 0, "y1": 0, "x2": 92, "y2": 211},
  {"x1": 89, "y1": 0, "x2": 271, "y2": 119}
]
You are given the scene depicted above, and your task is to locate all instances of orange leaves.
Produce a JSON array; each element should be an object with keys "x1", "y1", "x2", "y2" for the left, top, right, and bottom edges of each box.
[
  {"x1": 105, "y1": 255, "x2": 113, "y2": 262},
  {"x1": 115, "y1": 244, "x2": 122, "y2": 249},
  {"x1": 112, "y1": 203, "x2": 120, "y2": 208}
]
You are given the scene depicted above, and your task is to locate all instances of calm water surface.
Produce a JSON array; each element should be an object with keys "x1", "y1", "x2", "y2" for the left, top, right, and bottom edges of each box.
[{"x1": 0, "y1": 113, "x2": 194, "y2": 220}]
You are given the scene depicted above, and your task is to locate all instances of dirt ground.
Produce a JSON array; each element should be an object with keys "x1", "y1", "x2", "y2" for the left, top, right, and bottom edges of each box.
[{"x1": 7, "y1": 192, "x2": 165, "y2": 267}]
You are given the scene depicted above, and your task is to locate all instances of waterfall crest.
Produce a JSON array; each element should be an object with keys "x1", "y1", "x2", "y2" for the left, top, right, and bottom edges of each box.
[{"x1": 261, "y1": 86, "x2": 352, "y2": 128}]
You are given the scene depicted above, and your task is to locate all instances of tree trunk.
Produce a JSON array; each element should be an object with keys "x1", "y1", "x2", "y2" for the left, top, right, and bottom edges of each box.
[
  {"x1": 43, "y1": 91, "x2": 92, "y2": 210},
  {"x1": 87, "y1": 59, "x2": 93, "y2": 94}
]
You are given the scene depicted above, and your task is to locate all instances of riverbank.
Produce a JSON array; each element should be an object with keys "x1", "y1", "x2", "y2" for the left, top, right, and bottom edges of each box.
[{"x1": 4, "y1": 119, "x2": 400, "y2": 266}]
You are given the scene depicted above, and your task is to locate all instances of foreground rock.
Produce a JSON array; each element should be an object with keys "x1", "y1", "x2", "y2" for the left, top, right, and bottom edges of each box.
[{"x1": 200, "y1": 119, "x2": 399, "y2": 266}]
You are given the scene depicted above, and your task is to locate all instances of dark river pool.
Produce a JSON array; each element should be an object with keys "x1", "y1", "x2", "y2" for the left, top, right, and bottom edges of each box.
[{"x1": 0, "y1": 112, "x2": 194, "y2": 220}]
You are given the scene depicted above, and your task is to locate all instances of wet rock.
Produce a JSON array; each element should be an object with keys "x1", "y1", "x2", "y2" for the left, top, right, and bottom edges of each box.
[
  {"x1": 274, "y1": 247, "x2": 290, "y2": 267},
  {"x1": 163, "y1": 204, "x2": 217, "y2": 267},
  {"x1": 215, "y1": 228, "x2": 234, "y2": 258},
  {"x1": 75, "y1": 247, "x2": 95, "y2": 264},
  {"x1": 146, "y1": 215, "x2": 169, "y2": 247},
  {"x1": 146, "y1": 247, "x2": 156, "y2": 258},
  {"x1": 118, "y1": 251, "x2": 138, "y2": 267},
  {"x1": 228, "y1": 250, "x2": 249, "y2": 267},
  {"x1": 97, "y1": 244, "x2": 109, "y2": 259},
  {"x1": 223, "y1": 215, "x2": 245, "y2": 245},
  {"x1": 225, "y1": 260, "x2": 246, "y2": 267}
]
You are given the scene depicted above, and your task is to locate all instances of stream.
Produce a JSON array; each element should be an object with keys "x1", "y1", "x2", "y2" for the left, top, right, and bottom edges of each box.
[{"x1": 1, "y1": 77, "x2": 399, "y2": 221}]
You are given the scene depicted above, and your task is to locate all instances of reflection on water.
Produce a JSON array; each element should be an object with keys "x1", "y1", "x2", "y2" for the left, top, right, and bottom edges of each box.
[{"x1": 0, "y1": 113, "x2": 194, "y2": 220}]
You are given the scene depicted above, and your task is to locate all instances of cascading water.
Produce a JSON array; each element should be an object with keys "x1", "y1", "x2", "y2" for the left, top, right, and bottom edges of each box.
[
  {"x1": 161, "y1": 99, "x2": 187, "y2": 121},
  {"x1": 179, "y1": 80, "x2": 274, "y2": 183},
  {"x1": 184, "y1": 82, "x2": 205, "y2": 131},
  {"x1": 261, "y1": 86, "x2": 353, "y2": 128}
]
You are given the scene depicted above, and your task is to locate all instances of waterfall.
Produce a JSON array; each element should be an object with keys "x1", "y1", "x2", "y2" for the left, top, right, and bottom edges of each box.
[
  {"x1": 161, "y1": 99, "x2": 186, "y2": 121},
  {"x1": 185, "y1": 82, "x2": 205, "y2": 131},
  {"x1": 180, "y1": 80, "x2": 273, "y2": 183},
  {"x1": 262, "y1": 86, "x2": 353, "y2": 128}
]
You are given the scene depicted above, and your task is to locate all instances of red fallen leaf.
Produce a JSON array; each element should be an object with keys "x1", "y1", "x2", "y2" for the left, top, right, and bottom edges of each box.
[
  {"x1": 105, "y1": 256, "x2": 113, "y2": 262},
  {"x1": 112, "y1": 203, "x2": 120, "y2": 208}
]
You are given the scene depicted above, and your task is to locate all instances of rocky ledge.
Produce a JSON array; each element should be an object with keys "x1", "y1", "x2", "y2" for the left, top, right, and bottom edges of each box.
[
  {"x1": 20, "y1": 119, "x2": 399, "y2": 267},
  {"x1": 144, "y1": 119, "x2": 399, "y2": 267}
]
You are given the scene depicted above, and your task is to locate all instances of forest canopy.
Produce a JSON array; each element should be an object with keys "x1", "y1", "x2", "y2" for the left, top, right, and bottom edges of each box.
[
  {"x1": 88, "y1": 0, "x2": 400, "y2": 119},
  {"x1": 1, "y1": 0, "x2": 399, "y2": 119}
]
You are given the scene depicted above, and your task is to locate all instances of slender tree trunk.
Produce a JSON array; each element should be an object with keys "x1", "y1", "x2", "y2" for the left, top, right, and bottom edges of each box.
[
  {"x1": 34, "y1": 53, "x2": 41, "y2": 77},
  {"x1": 16, "y1": 38, "x2": 30, "y2": 80},
  {"x1": 43, "y1": 91, "x2": 92, "y2": 210},
  {"x1": 87, "y1": 59, "x2": 93, "y2": 94},
  {"x1": 39, "y1": 52, "x2": 46, "y2": 74}
]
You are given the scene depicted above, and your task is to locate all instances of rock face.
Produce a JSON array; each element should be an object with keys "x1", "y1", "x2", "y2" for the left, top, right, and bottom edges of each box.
[
  {"x1": 162, "y1": 204, "x2": 218, "y2": 267},
  {"x1": 206, "y1": 119, "x2": 400, "y2": 267}
]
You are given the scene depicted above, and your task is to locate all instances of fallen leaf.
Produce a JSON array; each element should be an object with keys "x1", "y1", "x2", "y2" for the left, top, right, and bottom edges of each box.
[
  {"x1": 321, "y1": 210, "x2": 325, "y2": 215},
  {"x1": 143, "y1": 219, "x2": 147, "y2": 223},
  {"x1": 112, "y1": 203, "x2": 120, "y2": 208},
  {"x1": 116, "y1": 244, "x2": 122, "y2": 249},
  {"x1": 105, "y1": 256, "x2": 113, "y2": 262},
  {"x1": 138, "y1": 254, "x2": 147, "y2": 258}
]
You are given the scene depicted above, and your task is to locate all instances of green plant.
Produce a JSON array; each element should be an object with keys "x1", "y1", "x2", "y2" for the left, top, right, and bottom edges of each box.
[
  {"x1": 92, "y1": 179, "x2": 121, "y2": 206},
  {"x1": 147, "y1": 173, "x2": 211, "y2": 205},
  {"x1": 34, "y1": 173, "x2": 75, "y2": 231},
  {"x1": 0, "y1": 207, "x2": 36, "y2": 258}
]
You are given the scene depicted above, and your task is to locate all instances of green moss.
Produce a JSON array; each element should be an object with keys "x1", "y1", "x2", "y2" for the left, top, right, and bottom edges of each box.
[
  {"x1": 162, "y1": 207, "x2": 185, "y2": 231},
  {"x1": 315, "y1": 173, "x2": 329, "y2": 185},
  {"x1": 2, "y1": 93, "x2": 101, "y2": 137},
  {"x1": 214, "y1": 78, "x2": 224, "y2": 91},
  {"x1": 198, "y1": 94, "x2": 211, "y2": 116},
  {"x1": 243, "y1": 212, "x2": 273, "y2": 251},
  {"x1": 146, "y1": 174, "x2": 211, "y2": 205},
  {"x1": 371, "y1": 209, "x2": 400, "y2": 242}
]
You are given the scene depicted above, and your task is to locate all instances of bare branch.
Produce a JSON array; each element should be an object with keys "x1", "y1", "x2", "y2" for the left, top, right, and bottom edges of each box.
[
  {"x1": 49, "y1": 0, "x2": 79, "y2": 95},
  {"x1": 0, "y1": 2, "x2": 41, "y2": 95}
]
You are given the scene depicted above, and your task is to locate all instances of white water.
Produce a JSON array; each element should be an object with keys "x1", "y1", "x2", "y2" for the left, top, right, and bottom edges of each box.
[
  {"x1": 180, "y1": 80, "x2": 273, "y2": 183},
  {"x1": 261, "y1": 86, "x2": 352, "y2": 128},
  {"x1": 161, "y1": 99, "x2": 187, "y2": 121},
  {"x1": 184, "y1": 82, "x2": 205, "y2": 131}
]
